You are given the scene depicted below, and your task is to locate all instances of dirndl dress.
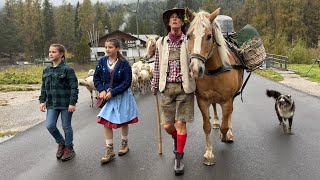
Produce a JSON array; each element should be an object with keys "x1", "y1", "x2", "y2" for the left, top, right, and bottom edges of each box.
[{"x1": 97, "y1": 88, "x2": 139, "y2": 129}]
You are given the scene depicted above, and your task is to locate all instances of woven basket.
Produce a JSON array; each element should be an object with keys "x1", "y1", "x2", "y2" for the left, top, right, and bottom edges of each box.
[{"x1": 240, "y1": 39, "x2": 266, "y2": 72}]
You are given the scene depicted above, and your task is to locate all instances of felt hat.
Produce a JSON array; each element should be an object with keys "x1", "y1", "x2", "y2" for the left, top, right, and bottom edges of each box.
[{"x1": 162, "y1": 8, "x2": 185, "y2": 32}]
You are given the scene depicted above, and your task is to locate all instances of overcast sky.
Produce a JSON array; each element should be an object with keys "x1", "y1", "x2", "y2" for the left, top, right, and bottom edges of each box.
[{"x1": 0, "y1": 0, "x2": 139, "y2": 8}]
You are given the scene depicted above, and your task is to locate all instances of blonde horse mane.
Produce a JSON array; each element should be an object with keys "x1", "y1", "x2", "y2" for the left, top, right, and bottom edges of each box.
[{"x1": 189, "y1": 11, "x2": 230, "y2": 66}]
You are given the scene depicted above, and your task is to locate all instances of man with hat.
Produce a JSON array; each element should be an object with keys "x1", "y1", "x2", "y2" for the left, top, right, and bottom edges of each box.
[{"x1": 151, "y1": 8, "x2": 196, "y2": 176}]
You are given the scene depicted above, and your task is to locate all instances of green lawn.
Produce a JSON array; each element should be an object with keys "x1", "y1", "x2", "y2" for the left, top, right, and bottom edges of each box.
[
  {"x1": 288, "y1": 64, "x2": 320, "y2": 83},
  {"x1": 255, "y1": 64, "x2": 320, "y2": 83},
  {"x1": 0, "y1": 63, "x2": 94, "y2": 92}
]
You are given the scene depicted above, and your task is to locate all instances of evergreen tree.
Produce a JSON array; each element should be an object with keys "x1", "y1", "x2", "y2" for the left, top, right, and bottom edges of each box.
[
  {"x1": 303, "y1": 0, "x2": 320, "y2": 48},
  {"x1": 78, "y1": 0, "x2": 96, "y2": 40},
  {"x1": 54, "y1": 1, "x2": 75, "y2": 50},
  {"x1": 0, "y1": 0, "x2": 20, "y2": 64},
  {"x1": 74, "y1": 36, "x2": 90, "y2": 64},
  {"x1": 42, "y1": 0, "x2": 55, "y2": 56},
  {"x1": 74, "y1": 2, "x2": 81, "y2": 41},
  {"x1": 201, "y1": 0, "x2": 218, "y2": 12}
]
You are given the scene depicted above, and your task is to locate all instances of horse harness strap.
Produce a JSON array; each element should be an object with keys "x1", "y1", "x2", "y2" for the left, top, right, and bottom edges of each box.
[
  {"x1": 204, "y1": 64, "x2": 247, "y2": 76},
  {"x1": 204, "y1": 63, "x2": 251, "y2": 102},
  {"x1": 234, "y1": 72, "x2": 252, "y2": 102},
  {"x1": 190, "y1": 53, "x2": 207, "y2": 64}
]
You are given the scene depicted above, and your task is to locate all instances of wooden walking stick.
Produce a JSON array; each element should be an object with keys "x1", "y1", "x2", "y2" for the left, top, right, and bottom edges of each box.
[{"x1": 155, "y1": 95, "x2": 162, "y2": 154}]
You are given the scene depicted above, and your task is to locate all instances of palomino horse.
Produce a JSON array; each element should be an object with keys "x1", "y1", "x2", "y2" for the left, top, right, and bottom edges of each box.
[
  {"x1": 143, "y1": 35, "x2": 159, "y2": 60},
  {"x1": 185, "y1": 8, "x2": 244, "y2": 165}
]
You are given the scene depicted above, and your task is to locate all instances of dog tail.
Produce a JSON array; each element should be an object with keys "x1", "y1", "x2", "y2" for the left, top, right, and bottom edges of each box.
[{"x1": 266, "y1": 89, "x2": 281, "y2": 100}]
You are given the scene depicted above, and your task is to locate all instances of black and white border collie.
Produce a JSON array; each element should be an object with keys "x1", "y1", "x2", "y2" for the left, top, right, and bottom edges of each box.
[{"x1": 266, "y1": 89, "x2": 295, "y2": 135}]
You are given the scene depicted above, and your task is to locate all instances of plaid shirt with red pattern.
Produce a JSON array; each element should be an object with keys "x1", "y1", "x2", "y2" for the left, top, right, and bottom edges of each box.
[{"x1": 151, "y1": 34, "x2": 186, "y2": 93}]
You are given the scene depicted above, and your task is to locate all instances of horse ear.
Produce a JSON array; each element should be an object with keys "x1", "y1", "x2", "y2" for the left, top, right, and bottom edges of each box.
[
  {"x1": 208, "y1": 7, "x2": 221, "y2": 23},
  {"x1": 146, "y1": 35, "x2": 149, "y2": 39},
  {"x1": 155, "y1": 36, "x2": 159, "y2": 41},
  {"x1": 185, "y1": 8, "x2": 195, "y2": 23}
]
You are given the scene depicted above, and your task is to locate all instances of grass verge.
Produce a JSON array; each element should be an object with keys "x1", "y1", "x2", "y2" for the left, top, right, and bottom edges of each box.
[
  {"x1": 254, "y1": 69, "x2": 284, "y2": 82},
  {"x1": 288, "y1": 64, "x2": 320, "y2": 83},
  {"x1": 0, "y1": 85, "x2": 40, "y2": 92},
  {"x1": 0, "y1": 131, "x2": 18, "y2": 138}
]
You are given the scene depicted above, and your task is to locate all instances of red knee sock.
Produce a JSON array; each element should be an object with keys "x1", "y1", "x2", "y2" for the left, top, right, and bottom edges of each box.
[
  {"x1": 177, "y1": 134, "x2": 187, "y2": 153},
  {"x1": 170, "y1": 129, "x2": 177, "y2": 139}
]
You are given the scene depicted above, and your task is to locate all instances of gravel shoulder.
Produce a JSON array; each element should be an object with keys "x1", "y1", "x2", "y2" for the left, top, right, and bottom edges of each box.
[{"x1": 0, "y1": 86, "x2": 90, "y2": 135}]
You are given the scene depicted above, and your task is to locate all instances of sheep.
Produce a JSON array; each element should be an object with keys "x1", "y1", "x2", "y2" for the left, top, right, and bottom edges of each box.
[
  {"x1": 139, "y1": 69, "x2": 151, "y2": 94},
  {"x1": 131, "y1": 72, "x2": 139, "y2": 94},
  {"x1": 78, "y1": 69, "x2": 98, "y2": 107},
  {"x1": 87, "y1": 69, "x2": 95, "y2": 76}
]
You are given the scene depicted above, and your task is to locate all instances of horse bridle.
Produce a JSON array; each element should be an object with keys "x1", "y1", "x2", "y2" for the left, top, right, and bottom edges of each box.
[{"x1": 189, "y1": 38, "x2": 218, "y2": 64}]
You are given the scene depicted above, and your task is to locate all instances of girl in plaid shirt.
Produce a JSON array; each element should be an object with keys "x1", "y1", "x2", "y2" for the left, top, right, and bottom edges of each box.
[{"x1": 39, "y1": 44, "x2": 79, "y2": 162}]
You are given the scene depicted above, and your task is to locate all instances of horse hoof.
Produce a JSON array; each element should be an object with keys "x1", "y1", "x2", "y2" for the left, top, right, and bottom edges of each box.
[
  {"x1": 226, "y1": 139, "x2": 234, "y2": 143},
  {"x1": 212, "y1": 124, "x2": 220, "y2": 129},
  {"x1": 203, "y1": 158, "x2": 215, "y2": 166}
]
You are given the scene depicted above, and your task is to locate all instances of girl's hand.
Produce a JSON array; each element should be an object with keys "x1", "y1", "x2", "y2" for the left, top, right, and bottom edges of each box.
[
  {"x1": 39, "y1": 103, "x2": 46, "y2": 112},
  {"x1": 105, "y1": 91, "x2": 112, "y2": 100},
  {"x1": 68, "y1": 105, "x2": 76, "y2": 112},
  {"x1": 99, "y1": 90, "x2": 107, "y2": 99}
]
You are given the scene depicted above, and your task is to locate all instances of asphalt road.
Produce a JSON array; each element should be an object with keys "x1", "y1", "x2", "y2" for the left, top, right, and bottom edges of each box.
[{"x1": 0, "y1": 73, "x2": 320, "y2": 180}]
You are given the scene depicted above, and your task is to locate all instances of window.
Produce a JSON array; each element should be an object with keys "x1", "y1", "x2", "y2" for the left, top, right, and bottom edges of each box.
[{"x1": 97, "y1": 52, "x2": 105, "y2": 56}]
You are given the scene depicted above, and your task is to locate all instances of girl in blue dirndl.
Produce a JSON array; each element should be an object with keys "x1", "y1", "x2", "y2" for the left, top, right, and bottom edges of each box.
[{"x1": 94, "y1": 38, "x2": 139, "y2": 164}]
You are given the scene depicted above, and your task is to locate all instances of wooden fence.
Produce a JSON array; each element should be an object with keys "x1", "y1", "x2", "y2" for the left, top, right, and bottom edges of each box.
[{"x1": 265, "y1": 53, "x2": 288, "y2": 70}]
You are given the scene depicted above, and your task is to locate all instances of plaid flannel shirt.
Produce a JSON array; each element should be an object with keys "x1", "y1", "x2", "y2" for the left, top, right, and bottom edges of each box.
[
  {"x1": 151, "y1": 34, "x2": 185, "y2": 92},
  {"x1": 39, "y1": 61, "x2": 79, "y2": 109}
]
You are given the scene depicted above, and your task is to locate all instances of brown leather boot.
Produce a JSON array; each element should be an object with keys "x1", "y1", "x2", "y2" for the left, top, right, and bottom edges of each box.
[
  {"x1": 118, "y1": 139, "x2": 129, "y2": 156},
  {"x1": 61, "y1": 146, "x2": 76, "y2": 161},
  {"x1": 56, "y1": 144, "x2": 65, "y2": 159},
  {"x1": 101, "y1": 145, "x2": 115, "y2": 164}
]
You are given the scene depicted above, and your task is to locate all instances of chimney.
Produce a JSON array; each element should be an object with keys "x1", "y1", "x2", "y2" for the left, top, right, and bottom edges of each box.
[{"x1": 105, "y1": 26, "x2": 109, "y2": 35}]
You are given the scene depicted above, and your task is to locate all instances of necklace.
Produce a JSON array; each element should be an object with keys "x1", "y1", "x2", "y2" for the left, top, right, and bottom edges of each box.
[{"x1": 108, "y1": 58, "x2": 117, "y2": 66}]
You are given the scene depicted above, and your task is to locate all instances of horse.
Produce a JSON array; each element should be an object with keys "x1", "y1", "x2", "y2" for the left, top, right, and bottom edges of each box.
[
  {"x1": 143, "y1": 35, "x2": 159, "y2": 61},
  {"x1": 185, "y1": 8, "x2": 244, "y2": 165}
]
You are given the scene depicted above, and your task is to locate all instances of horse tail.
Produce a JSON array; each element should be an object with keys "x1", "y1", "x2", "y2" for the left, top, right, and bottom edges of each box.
[{"x1": 266, "y1": 89, "x2": 281, "y2": 100}]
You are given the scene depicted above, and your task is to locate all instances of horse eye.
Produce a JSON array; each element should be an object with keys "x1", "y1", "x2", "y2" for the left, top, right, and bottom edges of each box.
[
  {"x1": 187, "y1": 35, "x2": 190, "y2": 40},
  {"x1": 207, "y1": 34, "x2": 212, "y2": 40}
]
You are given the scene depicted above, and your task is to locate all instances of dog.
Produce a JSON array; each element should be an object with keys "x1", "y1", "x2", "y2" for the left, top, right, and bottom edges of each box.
[{"x1": 266, "y1": 89, "x2": 295, "y2": 135}]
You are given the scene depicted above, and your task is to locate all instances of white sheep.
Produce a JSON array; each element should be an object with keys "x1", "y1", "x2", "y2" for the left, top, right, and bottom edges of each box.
[
  {"x1": 78, "y1": 69, "x2": 98, "y2": 107},
  {"x1": 87, "y1": 69, "x2": 95, "y2": 76},
  {"x1": 139, "y1": 69, "x2": 151, "y2": 94},
  {"x1": 131, "y1": 72, "x2": 139, "y2": 94}
]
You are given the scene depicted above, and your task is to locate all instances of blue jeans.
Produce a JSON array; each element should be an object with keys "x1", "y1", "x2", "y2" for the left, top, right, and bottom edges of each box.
[{"x1": 46, "y1": 109, "x2": 74, "y2": 147}]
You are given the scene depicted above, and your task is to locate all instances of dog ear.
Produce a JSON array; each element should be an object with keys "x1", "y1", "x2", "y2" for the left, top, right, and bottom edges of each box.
[{"x1": 287, "y1": 95, "x2": 291, "y2": 98}]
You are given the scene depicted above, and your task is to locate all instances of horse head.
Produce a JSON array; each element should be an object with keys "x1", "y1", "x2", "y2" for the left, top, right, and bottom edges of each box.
[
  {"x1": 143, "y1": 35, "x2": 159, "y2": 60},
  {"x1": 186, "y1": 8, "x2": 230, "y2": 79}
]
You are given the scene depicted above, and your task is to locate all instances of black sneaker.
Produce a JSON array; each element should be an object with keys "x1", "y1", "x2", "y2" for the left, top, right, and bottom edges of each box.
[
  {"x1": 174, "y1": 152, "x2": 184, "y2": 176},
  {"x1": 61, "y1": 146, "x2": 76, "y2": 161}
]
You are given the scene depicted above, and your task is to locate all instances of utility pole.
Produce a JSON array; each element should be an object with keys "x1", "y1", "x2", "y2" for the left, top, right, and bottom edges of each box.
[{"x1": 135, "y1": 0, "x2": 140, "y2": 58}]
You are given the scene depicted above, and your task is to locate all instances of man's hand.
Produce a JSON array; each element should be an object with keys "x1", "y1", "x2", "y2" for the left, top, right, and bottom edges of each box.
[
  {"x1": 151, "y1": 87, "x2": 158, "y2": 95},
  {"x1": 39, "y1": 103, "x2": 46, "y2": 112}
]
